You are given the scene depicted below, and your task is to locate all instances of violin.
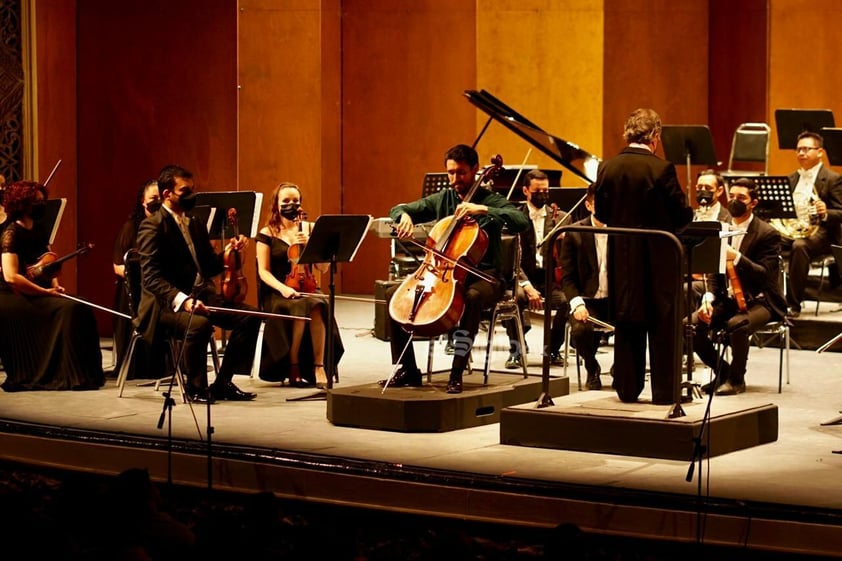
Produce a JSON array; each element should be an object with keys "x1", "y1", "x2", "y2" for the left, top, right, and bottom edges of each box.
[
  {"x1": 726, "y1": 260, "x2": 747, "y2": 312},
  {"x1": 388, "y1": 155, "x2": 503, "y2": 337},
  {"x1": 221, "y1": 208, "x2": 248, "y2": 304},
  {"x1": 550, "y1": 203, "x2": 563, "y2": 285},
  {"x1": 27, "y1": 243, "x2": 94, "y2": 286},
  {"x1": 284, "y1": 209, "x2": 319, "y2": 293}
]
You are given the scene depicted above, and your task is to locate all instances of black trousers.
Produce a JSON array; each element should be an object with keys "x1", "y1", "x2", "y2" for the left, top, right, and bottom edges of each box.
[
  {"x1": 503, "y1": 282, "x2": 568, "y2": 356},
  {"x1": 159, "y1": 293, "x2": 261, "y2": 389},
  {"x1": 568, "y1": 297, "x2": 610, "y2": 376},
  {"x1": 785, "y1": 232, "x2": 833, "y2": 308},
  {"x1": 389, "y1": 274, "x2": 502, "y2": 379}
]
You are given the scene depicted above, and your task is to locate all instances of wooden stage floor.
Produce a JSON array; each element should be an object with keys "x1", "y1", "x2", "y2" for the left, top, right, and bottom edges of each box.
[{"x1": 2, "y1": 297, "x2": 842, "y2": 557}]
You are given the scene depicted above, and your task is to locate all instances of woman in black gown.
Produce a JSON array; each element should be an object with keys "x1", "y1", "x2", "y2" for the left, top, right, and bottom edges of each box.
[
  {"x1": 255, "y1": 182, "x2": 343, "y2": 387},
  {"x1": 111, "y1": 180, "x2": 162, "y2": 377},
  {"x1": 0, "y1": 181, "x2": 104, "y2": 391}
]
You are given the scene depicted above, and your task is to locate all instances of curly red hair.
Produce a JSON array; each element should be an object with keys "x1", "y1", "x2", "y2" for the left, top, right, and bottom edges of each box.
[{"x1": 2, "y1": 181, "x2": 48, "y2": 219}]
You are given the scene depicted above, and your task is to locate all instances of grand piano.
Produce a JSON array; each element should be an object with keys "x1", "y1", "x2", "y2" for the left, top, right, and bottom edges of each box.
[{"x1": 464, "y1": 89, "x2": 601, "y2": 185}]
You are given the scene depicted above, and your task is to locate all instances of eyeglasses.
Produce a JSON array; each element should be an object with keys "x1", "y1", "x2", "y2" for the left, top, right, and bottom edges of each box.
[{"x1": 796, "y1": 146, "x2": 820, "y2": 154}]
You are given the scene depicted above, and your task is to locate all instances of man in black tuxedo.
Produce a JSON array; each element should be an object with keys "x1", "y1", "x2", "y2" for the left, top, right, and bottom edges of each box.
[
  {"x1": 692, "y1": 178, "x2": 788, "y2": 395},
  {"x1": 503, "y1": 169, "x2": 569, "y2": 368},
  {"x1": 594, "y1": 108, "x2": 693, "y2": 405},
  {"x1": 560, "y1": 183, "x2": 610, "y2": 390},
  {"x1": 136, "y1": 165, "x2": 259, "y2": 403},
  {"x1": 784, "y1": 131, "x2": 842, "y2": 317}
]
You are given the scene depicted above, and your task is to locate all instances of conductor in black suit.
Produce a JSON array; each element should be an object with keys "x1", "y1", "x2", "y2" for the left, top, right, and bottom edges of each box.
[
  {"x1": 594, "y1": 108, "x2": 693, "y2": 405},
  {"x1": 136, "y1": 165, "x2": 260, "y2": 403},
  {"x1": 560, "y1": 183, "x2": 610, "y2": 390}
]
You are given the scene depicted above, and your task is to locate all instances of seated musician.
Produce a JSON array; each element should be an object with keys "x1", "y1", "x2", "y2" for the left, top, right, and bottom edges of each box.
[
  {"x1": 691, "y1": 178, "x2": 787, "y2": 395},
  {"x1": 255, "y1": 182, "x2": 344, "y2": 388},
  {"x1": 112, "y1": 179, "x2": 163, "y2": 377},
  {"x1": 503, "y1": 169, "x2": 569, "y2": 368},
  {"x1": 0, "y1": 180, "x2": 104, "y2": 391},
  {"x1": 382, "y1": 144, "x2": 529, "y2": 394},
  {"x1": 135, "y1": 165, "x2": 260, "y2": 403},
  {"x1": 689, "y1": 169, "x2": 733, "y2": 300},
  {"x1": 560, "y1": 183, "x2": 610, "y2": 390}
]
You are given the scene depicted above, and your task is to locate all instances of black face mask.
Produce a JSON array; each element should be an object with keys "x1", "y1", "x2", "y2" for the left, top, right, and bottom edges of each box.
[
  {"x1": 530, "y1": 193, "x2": 549, "y2": 208},
  {"x1": 727, "y1": 199, "x2": 748, "y2": 218},
  {"x1": 696, "y1": 190, "x2": 714, "y2": 206},
  {"x1": 280, "y1": 202, "x2": 300, "y2": 220},
  {"x1": 30, "y1": 202, "x2": 47, "y2": 221},
  {"x1": 178, "y1": 191, "x2": 197, "y2": 212},
  {"x1": 145, "y1": 200, "x2": 162, "y2": 215}
]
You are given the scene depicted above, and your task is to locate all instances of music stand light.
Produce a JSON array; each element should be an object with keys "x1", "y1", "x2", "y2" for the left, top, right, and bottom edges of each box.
[
  {"x1": 774, "y1": 109, "x2": 835, "y2": 150},
  {"x1": 661, "y1": 125, "x2": 719, "y2": 198}
]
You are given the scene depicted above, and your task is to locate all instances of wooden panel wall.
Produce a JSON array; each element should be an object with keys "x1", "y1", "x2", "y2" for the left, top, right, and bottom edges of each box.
[
  {"x1": 75, "y1": 0, "x2": 238, "y2": 332},
  {"x1": 708, "y1": 0, "x2": 767, "y2": 172},
  {"x1": 476, "y1": 0, "x2": 603, "y2": 186},
  {"x1": 34, "y1": 0, "x2": 77, "y2": 292},
  {"x1": 768, "y1": 0, "x2": 842, "y2": 174},
  {"x1": 340, "y1": 0, "x2": 477, "y2": 294},
  {"x1": 603, "y1": 0, "x2": 709, "y2": 190},
  {"x1": 238, "y1": 0, "x2": 341, "y2": 297}
]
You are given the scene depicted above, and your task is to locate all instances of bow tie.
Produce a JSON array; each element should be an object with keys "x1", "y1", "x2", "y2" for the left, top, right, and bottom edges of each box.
[
  {"x1": 799, "y1": 169, "x2": 814, "y2": 180},
  {"x1": 529, "y1": 209, "x2": 543, "y2": 221}
]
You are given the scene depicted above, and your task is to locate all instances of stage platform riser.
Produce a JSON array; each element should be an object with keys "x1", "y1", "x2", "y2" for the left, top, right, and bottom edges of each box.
[{"x1": 500, "y1": 404, "x2": 779, "y2": 460}]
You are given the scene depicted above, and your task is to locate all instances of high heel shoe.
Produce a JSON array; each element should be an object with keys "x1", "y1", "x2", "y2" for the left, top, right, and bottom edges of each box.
[
  {"x1": 287, "y1": 364, "x2": 309, "y2": 388},
  {"x1": 314, "y1": 364, "x2": 328, "y2": 389}
]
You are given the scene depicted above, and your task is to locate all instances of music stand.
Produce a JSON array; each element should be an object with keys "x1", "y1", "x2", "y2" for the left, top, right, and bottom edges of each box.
[
  {"x1": 287, "y1": 214, "x2": 372, "y2": 401},
  {"x1": 752, "y1": 176, "x2": 797, "y2": 221},
  {"x1": 34, "y1": 198, "x2": 67, "y2": 245},
  {"x1": 819, "y1": 128, "x2": 842, "y2": 166},
  {"x1": 195, "y1": 191, "x2": 264, "y2": 239},
  {"x1": 774, "y1": 109, "x2": 835, "y2": 149},
  {"x1": 661, "y1": 125, "x2": 719, "y2": 198}
]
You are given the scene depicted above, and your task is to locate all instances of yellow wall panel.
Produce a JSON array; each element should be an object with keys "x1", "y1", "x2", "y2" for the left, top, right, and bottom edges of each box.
[{"x1": 477, "y1": 0, "x2": 604, "y2": 186}]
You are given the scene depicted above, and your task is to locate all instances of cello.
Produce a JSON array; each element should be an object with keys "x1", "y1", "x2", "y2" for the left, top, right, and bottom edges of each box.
[{"x1": 388, "y1": 155, "x2": 503, "y2": 338}]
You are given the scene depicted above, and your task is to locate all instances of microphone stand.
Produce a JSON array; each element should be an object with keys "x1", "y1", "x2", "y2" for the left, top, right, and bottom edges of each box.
[{"x1": 157, "y1": 289, "x2": 207, "y2": 487}]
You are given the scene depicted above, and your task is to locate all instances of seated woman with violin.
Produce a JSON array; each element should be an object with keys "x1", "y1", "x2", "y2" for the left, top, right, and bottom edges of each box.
[
  {"x1": 255, "y1": 182, "x2": 343, "y2": 388},
  {"x1": 0, "y1": 181, "x2": 104, "y2": 391}
]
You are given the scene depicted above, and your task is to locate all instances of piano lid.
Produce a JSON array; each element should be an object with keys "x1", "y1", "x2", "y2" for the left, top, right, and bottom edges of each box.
[{"x1": 464, "y1": 89, "x2": 601, "y2": 184}]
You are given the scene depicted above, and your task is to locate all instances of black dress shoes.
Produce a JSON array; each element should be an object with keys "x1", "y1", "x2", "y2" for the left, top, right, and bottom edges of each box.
[
  {"x1": 585, "y1": 362, "x2": 602, "y2": 390},
  {"x1": 715, "y1": 381, "x2": 746, "y2": 395},
  {"x1": 549, "y1": 352, "x2": 566, "y2": 367},
  {"x1": 185, "y1": 386, "x2": 215, "y2": 404},
  {"x1": 378, "y1": 367, "x2": 423, "y2": 388},
  {"x1": 446, "y1": 379, "x2": 463, "y2": 394},
  {"x1": 505, "y1": 353, "x2": 523, "y2": 369},
  {"x1": 209, "y1": 381, "x2": 257, "y2": 401}
]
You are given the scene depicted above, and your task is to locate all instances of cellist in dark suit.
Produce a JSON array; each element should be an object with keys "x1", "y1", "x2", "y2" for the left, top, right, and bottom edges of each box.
[
  {"x1": 692, "y1": 178, "x2": 787, "y2": 395},
  {"x1": 594, "y1": 108, "x2": 693, "y2": 405},
  {"x1": 502, "y1": 169, "x2": 569, "y2": 369},
  {"x1": 136, "y1": 164, "x2": 260, "y2": 403},
  {"x1": 560, "y1": 183, "x2": 610, "y2": 390}
]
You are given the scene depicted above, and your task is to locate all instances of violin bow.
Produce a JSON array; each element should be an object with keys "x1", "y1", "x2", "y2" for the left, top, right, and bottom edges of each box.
[
  {"x1": 505, "y1": 148, "x2": 532, "y2": 200},
  {"x1": 60, "y1": 293, "x2": 131, "y2": 319},
  {"x1": 396, "y1": 237, "x2": 497, "y2": 284},
  {"x1": 42, "y1": 159, "x2": 63, "y2": 187}
]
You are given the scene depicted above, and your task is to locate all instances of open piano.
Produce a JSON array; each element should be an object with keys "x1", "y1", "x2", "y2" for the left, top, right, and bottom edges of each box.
[{"x1": 464, "y1": 89, "x2": 601, "y2": 185}]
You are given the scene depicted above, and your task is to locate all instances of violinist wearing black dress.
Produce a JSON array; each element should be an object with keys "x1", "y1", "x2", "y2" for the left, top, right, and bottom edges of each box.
[
  {"x1": 255, "y1": 182, "x2": 344, "y2": 388},
  {"x1": 0, "y1": 181, "x2": 104, "y2": 391},
  {"x1": 135, "y1": 165, "x2": 260, "y2": 404},
  {"x1": 383, "y1": 144, "x2": 529, "y2": 394}
]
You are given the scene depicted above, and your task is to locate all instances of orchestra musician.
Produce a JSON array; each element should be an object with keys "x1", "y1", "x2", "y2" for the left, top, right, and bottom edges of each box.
[
  {"x1": 135, "y1": 165, "x2": 259, "y2": 403},
  {"x1": 382, "y1": 144, "x2": 529, "y2": 394},
  {"x1": 689, "y1": 169, "x2": 732, "y2": 300},
  {"x1": 691, "y1": 178, "x2": 787, "y2": 395},
  {"x1": 593, "y1": 108, "x2": 693, "y2": 405},
  {"x1": 255, "y1": 182, "x2": 344, "y2": 388},
  {"x1": 784, "y1": 132, "x2": 842, "y2": 318},
  {"x1": 112, "y1": 179, "x2": 163, "y2": 377},
  {"x1": 503, "y1": 169, "x2": 569, "y2": 369},
  {"x1": 0, "y1": 180, "x2": 105, "y2": 391},
  {"x1": 560, "y1": 183, "x2": 610, "y2": 390}
]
